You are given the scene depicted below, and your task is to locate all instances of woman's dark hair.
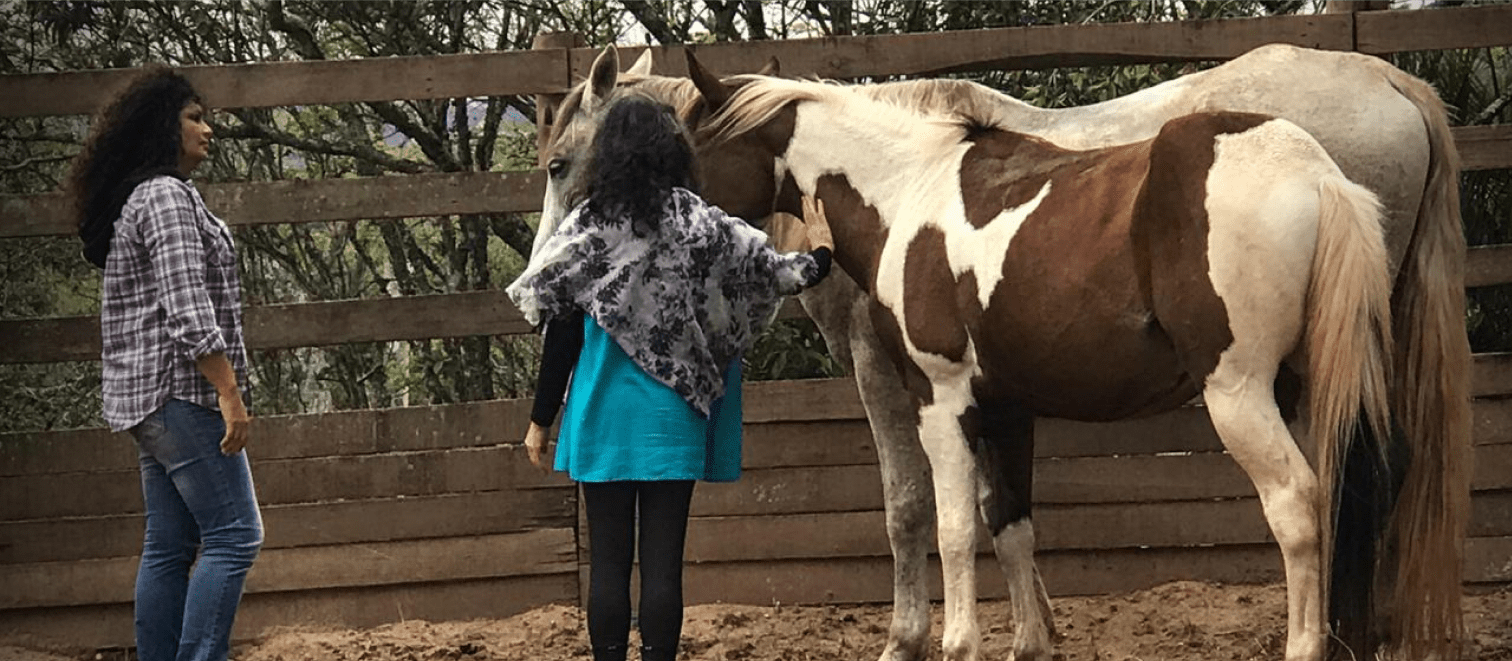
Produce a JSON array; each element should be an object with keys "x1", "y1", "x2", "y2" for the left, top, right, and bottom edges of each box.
[
  {"x1": 583, "y1": 95, "x2": 698, "y2": 235},
  {"x1": 69, "y1": 65, "x2": 201, "y2": 268}
]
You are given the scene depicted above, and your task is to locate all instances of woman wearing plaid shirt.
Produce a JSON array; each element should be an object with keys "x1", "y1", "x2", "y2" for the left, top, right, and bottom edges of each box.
[{"x1": 71, "y1": 67, "x2": 261, "y2": 661}]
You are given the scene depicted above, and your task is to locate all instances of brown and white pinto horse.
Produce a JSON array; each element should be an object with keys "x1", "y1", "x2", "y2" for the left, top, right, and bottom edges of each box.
[{"x1": 535, "y1": 46, "x2": 1471, "y2": 661}]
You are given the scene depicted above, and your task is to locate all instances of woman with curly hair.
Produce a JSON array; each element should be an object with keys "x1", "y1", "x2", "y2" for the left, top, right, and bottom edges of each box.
[
  {"x1": 70, "y1": 66, "x2": 261, "y2": 661},
  {"x1": 507, "y1": 95, "x2": 834, "y2": 661}
]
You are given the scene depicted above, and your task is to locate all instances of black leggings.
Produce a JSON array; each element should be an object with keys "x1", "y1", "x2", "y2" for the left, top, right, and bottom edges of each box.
[{"x1": 582, "y1": 480, "x2": 696, "y2": 651}]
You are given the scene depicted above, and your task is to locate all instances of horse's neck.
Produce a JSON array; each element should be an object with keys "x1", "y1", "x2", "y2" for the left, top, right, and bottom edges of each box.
[
  {"x1": 783, "y1": 94, "x2": 966, "y2": 273},
  {"x1": 785, "y1": 96, "x2": 963, "y2": 212}
]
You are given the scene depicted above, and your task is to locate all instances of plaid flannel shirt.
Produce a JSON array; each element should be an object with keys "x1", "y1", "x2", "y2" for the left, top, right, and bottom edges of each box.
[{"x1": 100, "y1": 176, "x2": 248, "y2": 432}]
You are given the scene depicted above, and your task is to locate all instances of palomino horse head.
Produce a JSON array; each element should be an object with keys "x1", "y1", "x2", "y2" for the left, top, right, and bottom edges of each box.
[{"x1": 533, "y1": 46, "x2": 783, "y2": 261}]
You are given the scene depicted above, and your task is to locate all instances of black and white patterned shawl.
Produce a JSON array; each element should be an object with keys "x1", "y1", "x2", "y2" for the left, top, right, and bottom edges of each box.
[{"x1": 507, "y1": 187, "x2": 819, "y2": 417}]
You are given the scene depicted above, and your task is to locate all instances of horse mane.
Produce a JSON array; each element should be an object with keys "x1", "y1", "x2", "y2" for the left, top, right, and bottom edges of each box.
[
  {"x1": 699, "y1": 75, "x2": 821, "y2": 145},
  {"x1": 700, "y1": 75, "x2": 1024, "y2": 147},
  {"x1": 859, "y1": 78, "x2": 1036, "y2": 130}
]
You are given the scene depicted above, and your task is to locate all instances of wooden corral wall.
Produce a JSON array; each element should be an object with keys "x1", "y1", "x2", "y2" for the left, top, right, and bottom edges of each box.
[{"x1": 2, "y1": 5, "x2": 1510, "y2": 650}]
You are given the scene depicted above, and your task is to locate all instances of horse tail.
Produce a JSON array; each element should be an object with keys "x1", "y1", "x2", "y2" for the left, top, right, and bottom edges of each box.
[
  {"x1": 1381, "y1": 69, "x2": 1472, "y2": 659},
  {"x1": 1306, "y1": 174, "x2": 1394, "y2": 657}
]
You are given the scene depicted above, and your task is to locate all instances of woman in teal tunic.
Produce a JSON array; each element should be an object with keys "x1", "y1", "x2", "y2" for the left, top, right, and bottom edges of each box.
[{"x1": 507, "y1": 97, "x2": 833, "y2": 661}]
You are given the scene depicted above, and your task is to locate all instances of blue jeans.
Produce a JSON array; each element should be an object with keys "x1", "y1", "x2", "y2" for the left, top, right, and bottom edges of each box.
[{"x1": 130, "y1": 399, "x2": 263, "y2": 661}]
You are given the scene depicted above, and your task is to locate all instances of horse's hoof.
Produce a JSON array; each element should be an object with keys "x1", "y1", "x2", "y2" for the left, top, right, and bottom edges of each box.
[{"x1": 877, "y1": 642, "x2": 929, "y2": 661}]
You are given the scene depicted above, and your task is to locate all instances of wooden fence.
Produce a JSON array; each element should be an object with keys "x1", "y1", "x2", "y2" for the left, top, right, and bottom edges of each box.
[{"x1": 1, "y1": 5, "x2": 1510, "y2": 650}]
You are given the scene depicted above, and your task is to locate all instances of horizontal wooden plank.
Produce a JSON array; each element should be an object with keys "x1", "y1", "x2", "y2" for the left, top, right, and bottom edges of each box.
[
  {"x1": 2, "y1": 128, "x2": 1499, "y2": 249},
  {"x1": 16, "y1": 483, "x2": 1507, "y2": 569},
  {"x1": 5, "y1": 6, "x2": 1500, "y2": 124},
  {"x1": 740, "y1": 420, "x2": 879, "y2": 469},
  {"x1": 692, "y1": 454, "x2": 1254, "y2": 519},
  {"x1": 0, "y1": 528, "x2": 575, "y2": 609},
  {"x1": 0, "y1": 573, "x2": 577, "y2": 652},
  {"x1": 0, "y1": 290, "x2": 540, "y2": 364},
  {"x1": 0, "y1": 169, "x2": 545, "y2": 239},
  {"x1": 687, "y1": 500, "x2": 1275, "y2": 564},
  {"x1": 1468, "y1": 244, "x2": 1512, "y2": 289},
  {"x1": 682, "y1": 544, "x2": 1285, "y2": 607},
  {"x1": 1475, "y1": 352, "x2": 1512, "y2": 399},
  {"x1": 0, "y1": 15, "x2": 1356, "y2": 120},
  {"x1": 0, "y1": 397, "x2": 536, "y2": 476},
  {"x1": 1471, "y1": 490, "x2": 1512, "y2": 540},
  {"x1": 688, "y1": 533, "x2": 1511, "y2": 608},
  {"x1": 0, "y1": 487, "x2": 576, "y2": 565},
  {"x1": 693, "y1": 464, "x2": 883, "y2": 518},
  {"x1": 1475, "y1": 443, "x2": 1512, "y2": 493},
  {"x1": 585, "y1": 14, "x2": 1353, "y2": 83},
  {"x1": 0, "y1": 445, "x2": 571, "y2": 521},
  {"x1": 692, "y1": 491, "x2": 1512, "y2": 566},
  {"x1": 0, "y1": 50, "x2": 569, "y2": 118},
  {"x1": 742, "y1": 378, "x2": 865, "y2": 423},
  {"x1": 9, "y1": 410, "x2": 1509, "y2": 521},
  {"x1": 1456, "y1": 126, "x2": 1512, "y2": 173},
  {"x1": 1466, "y1": 536, "x2": 1512, "y2": 584},
  {"x1": 5, "y1": 374, "x2": 1508, "y2": 481},
  {"x1": 1357, "y1": 4, "x2": 1512, "y2": 54},
  {"x1": 9, "y1": 387, "x2": 1506, "y2": 479},
  {"x1": 1476, "y1": 395, "x2": 1512, "y2": 446}
]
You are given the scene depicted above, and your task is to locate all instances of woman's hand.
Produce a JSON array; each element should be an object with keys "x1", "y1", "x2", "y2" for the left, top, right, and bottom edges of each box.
[
  {"x1": 218, "y1": 390, "x2": 251, "y2": 455},
  {"x1": 801, "y1": 195, "x2": 834, "y2": 252},
  {"x1": 197, "y1": 352, "x2": 250, "y2": 455},
  {"x1": 524, "y1": 421, "x2": 549, "y2": 469}
]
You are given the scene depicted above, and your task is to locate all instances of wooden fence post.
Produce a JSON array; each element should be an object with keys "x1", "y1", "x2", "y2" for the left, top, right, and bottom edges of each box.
[
  {"x1": 532, "y1": 32, "x2": 586, "y2": 166},
  {"x1": 1324, "y1": 0, "x2": 1391, "y2": 52}
]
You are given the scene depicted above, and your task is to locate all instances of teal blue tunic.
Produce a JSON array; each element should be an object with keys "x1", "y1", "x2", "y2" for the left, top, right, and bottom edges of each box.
[{"x1": 555, "y1": 315, "x2": 743, "y2": 483}]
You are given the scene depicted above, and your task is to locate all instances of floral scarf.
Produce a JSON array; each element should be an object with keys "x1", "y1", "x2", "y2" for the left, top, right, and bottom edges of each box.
[{"x1": 507, "y1": 187, "x2": 818, "y2": 417}]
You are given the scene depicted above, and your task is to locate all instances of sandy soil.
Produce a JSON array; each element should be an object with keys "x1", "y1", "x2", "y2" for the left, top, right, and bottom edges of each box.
[{"x1": 7, "y1": 582, "x2": 1509, "y2": 661}]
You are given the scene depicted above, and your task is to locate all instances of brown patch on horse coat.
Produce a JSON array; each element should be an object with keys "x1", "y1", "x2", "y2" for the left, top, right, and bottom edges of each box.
[
  {"x1": 1133, "y1": 112, "x2": 1270, "y2": 385},
  {"x1": 806, "y1": 173, "x2": 939, "y2": 403},
  {"x1": 959, "y1": 131, "x2": 1072, "y2": 229},
  {"x1": 903, "y1": 226, "x2": 969, "y2": 362},
  {"x1": 697, "y1": 103, "x2": 798, "y2": 222},
  {"x1": 870, "y1": 299, "x2": 937, "y2": 405},
  {"x1": 814, "y1": 173, "x2": 889, "y2": 293},
  {"x1": 958, "y1": 129, "x2": 1197, "y2": 419}
]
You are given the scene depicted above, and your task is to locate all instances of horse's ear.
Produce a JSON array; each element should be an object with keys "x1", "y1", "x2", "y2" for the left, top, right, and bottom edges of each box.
[
  {"x1": 685, "y1": 48, "x2": 731, "y2": 111},
  {"x1": 627, "y1": 48, "x2": 654, "y2": 76},
  {"x1": 584, "y1": 45, "x2": 620, "y2": 111},
  {"x1": 757, "y1": 56, "x2": 780, "y2": 77}
]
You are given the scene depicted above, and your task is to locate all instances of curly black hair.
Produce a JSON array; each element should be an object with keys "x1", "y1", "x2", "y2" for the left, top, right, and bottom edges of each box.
[
  {"x1": 69, "y1": 65, "x2": 201, "y2": 268},
  {"x1": 583, "y1": 95, "x2": 699, "y2": 236}
]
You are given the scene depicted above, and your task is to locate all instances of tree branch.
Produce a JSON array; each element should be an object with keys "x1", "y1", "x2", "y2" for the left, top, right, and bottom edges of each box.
[
  {"x1": 219, "y1": 111, "x2": 431, "y2": 174},
  {"x1": 1471, "y1": 87, "x2": 1512, "y2": 125},
  {"x1": 0, "y1": 154, "x2": 72, "y2": 172},
  {"x1": 267, "y1": 0, "x2": 325, "y2": 60},
  {"x1": 624, "y1": 0, "x2": 687, "y2": 44},
  {"x1": 367, "y1": 100, "x2": 461, "y2": 172},
  {"x1": 490, "y1": 213, "x2": 536, "y2": 261}
]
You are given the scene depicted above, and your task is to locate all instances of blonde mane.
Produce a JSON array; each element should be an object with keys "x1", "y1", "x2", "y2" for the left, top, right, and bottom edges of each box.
[
  {"x1": 698, "y1": 75, "x2": 1032, "y2": 149},
  {"x1": 859, "y1": 78, "x2": 1036, "y2": 128}
]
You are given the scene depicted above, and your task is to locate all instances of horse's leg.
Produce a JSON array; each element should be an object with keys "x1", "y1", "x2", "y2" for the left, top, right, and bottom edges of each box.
[
  {"x1": 801, "y1": 273, "x2": 934, "y2": 661},
  {"x1": 857, "y1": 323, "x2": 936, "y2": 661},
  {"x1": 973, "y1": 403, "x2": 1054, "y2": 661},
  {"x1": 917, "y1": 380, "x2": 983, "y2": 661},
  {"x1": 1203, "y1": 362, "x2": 1325, "y2": 661}
]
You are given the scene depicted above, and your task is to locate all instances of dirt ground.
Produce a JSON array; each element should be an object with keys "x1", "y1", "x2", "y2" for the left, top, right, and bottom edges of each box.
[{"x1": 5, "y1": 582, "x2": 1509, "y2": 661}]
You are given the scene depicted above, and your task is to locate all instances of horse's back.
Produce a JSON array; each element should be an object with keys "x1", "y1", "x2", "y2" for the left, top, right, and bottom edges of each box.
[{"x1": 1069, "y1": 45, "x2": 1430, "y2": 268}]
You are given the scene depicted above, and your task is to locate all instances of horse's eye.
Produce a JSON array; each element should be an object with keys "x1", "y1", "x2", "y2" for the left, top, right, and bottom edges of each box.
[{"x1": 547, "y1": 158, "x2": 568, "y2": 178}]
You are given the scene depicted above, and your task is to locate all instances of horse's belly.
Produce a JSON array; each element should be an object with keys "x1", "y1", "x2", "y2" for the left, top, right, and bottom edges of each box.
[{"x1": 970, "y1": 304, "x2": 1197, "y2": 422}]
